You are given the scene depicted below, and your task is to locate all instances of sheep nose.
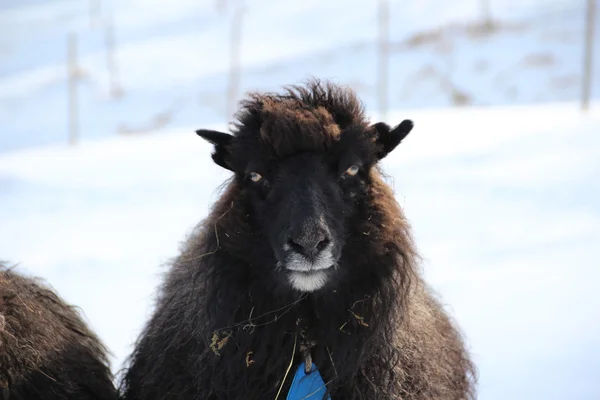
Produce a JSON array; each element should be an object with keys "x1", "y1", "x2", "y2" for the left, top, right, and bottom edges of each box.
[{"x1": 287, "y1": 221, "x2": 331, "y2": 257}]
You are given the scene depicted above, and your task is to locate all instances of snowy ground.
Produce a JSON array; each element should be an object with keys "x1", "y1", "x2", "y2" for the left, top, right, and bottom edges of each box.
[
  {"x1": 1, "y1": 0, "x2": 598, "y2": 153},
  {"x1": 1, "y1": 0, "x2": 600, "y2": 397},
  {"x1": 1, "y1": 102, "x2": 599, "y2": 399}
]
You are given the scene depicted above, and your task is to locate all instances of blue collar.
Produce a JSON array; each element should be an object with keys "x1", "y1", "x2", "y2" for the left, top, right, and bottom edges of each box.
[{"x1": 286, "y1": 361, "x2": 331, "y2": 400}]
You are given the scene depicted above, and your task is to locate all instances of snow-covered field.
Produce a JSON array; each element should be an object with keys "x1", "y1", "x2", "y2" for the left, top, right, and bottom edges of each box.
[
  {"x1": 1, "y1": 101, "x2": 599, "y2": 399},
  {"x1": 1, "y1": 0, "x2": 600, "y2": 398},
  {"x1": 1, "y1": 0, "x2": 598, "y2": 153}
]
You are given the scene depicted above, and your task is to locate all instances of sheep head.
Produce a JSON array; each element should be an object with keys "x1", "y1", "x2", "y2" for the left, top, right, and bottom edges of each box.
[{"x1": 196, "y1": 80, "x2": 413, "y2": 293}]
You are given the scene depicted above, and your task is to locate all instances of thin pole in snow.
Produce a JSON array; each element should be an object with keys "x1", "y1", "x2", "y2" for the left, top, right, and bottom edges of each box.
[
  {"x1": 582, "y1": 0, "x2": 596, "y2": 111},
  {"x1": 67, "y1": 32, "x2": 79, "y2": 146},
  {"x1": 377, "y1": 0, "x2": 390, "y2": 121}
]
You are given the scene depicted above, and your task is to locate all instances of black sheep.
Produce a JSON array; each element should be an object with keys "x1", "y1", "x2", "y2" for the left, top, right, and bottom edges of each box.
[{"x1": 119, "y1": 79, "x2": 477, "y2": 399}]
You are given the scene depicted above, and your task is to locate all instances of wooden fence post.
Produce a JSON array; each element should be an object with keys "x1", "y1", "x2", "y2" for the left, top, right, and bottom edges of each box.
[
  {"x1": 226, "y1": 7, "x2": 244, "y2": 123},
  {"x1": 105, "y1": 13, "x2": 122, "y2": 98},
  {"x1": 377, "y1": 0, "x2": 390, "y2": 122},
  {"x1": 582, "y1": 0, "x2": 596, "y2": 111},
  {"x1": 89, "y1": 0, "x2": 101, "y2": 29},
  {"x1": 67, "y1": 32, "x2": 79, "y2": 146},
  {"x1": 481, "y1": 0, "x2": 491, "y2": 26}
]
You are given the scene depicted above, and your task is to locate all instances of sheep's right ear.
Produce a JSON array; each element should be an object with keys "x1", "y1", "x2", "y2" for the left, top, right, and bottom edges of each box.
[{"x1": 196, "y1": 129, "x2": 234, "y2": 171}]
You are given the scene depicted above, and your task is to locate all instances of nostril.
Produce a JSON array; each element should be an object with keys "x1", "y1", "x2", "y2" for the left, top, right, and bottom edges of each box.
[
  {"x1": 316, "y1": 237, "x2": 330, "y2": 252},
  {"x1": 287, "y1": 238, "x2": 304, "y2": 253},
  {"x1": 287, "y1": 236, "x2": 330, "y2": 255}
]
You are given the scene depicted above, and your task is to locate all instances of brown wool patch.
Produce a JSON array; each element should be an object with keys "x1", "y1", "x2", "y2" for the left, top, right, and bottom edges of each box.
[{"x1": 257, "y1": 99, "x2": 341, "y2": 158}]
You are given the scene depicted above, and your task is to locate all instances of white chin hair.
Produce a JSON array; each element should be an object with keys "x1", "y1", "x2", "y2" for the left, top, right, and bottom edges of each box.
[
  {"x1": 288, "y1": 271, "x2": 328, "y2": 292},
  {"x1": 284, "y1": 246, "x2": 335, "y2": 272}
]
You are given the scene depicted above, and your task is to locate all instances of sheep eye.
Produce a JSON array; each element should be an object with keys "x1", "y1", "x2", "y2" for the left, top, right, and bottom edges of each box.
[
  {"x1": 249, "y1": 172, "x2": 262, "y2": 182},
  {"x1": 344, "y1": 165, "x2": 359, "y2": 177}
]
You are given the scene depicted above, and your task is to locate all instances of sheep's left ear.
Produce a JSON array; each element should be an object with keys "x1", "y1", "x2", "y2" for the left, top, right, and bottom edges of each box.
[
  {"x1": 372, "y1": 119, "x2": 413, "y2": 160},
  {"x1": 196, "y1": 129, "x2": 234, "y2": 171}
]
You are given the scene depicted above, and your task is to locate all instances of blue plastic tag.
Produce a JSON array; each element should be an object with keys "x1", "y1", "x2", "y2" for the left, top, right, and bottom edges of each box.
[{"x1": 286, "y1": 361, "x2": 331, "y2": 400}]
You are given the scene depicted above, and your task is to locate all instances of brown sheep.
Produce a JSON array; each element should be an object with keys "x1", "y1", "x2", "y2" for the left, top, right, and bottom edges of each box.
[{"x1": 0, "y1": 263, "x2": 117, "y2": 400}]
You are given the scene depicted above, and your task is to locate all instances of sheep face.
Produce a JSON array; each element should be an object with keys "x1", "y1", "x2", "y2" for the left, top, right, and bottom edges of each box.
[
  {"x1": 196, "y1": 117, "x2": 413, "y2": 293},
  {"x1": 195, "y1": 81, "x2": 413, "y2": 293},
  {"x1": 247, "y1": 150, "x2": 353, "y2": 292}
]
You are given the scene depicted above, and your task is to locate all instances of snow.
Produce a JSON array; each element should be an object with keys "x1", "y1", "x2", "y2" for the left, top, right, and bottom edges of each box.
[
  {"x1": 2, "y1": 0, "x2": 600, "y2": 397},
  {"x1": 1, "y1": 0, "x2": 598, "y2": 153},
  {"x1": 1, "y1": 102, "x2": 599, "y2": 399}
]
